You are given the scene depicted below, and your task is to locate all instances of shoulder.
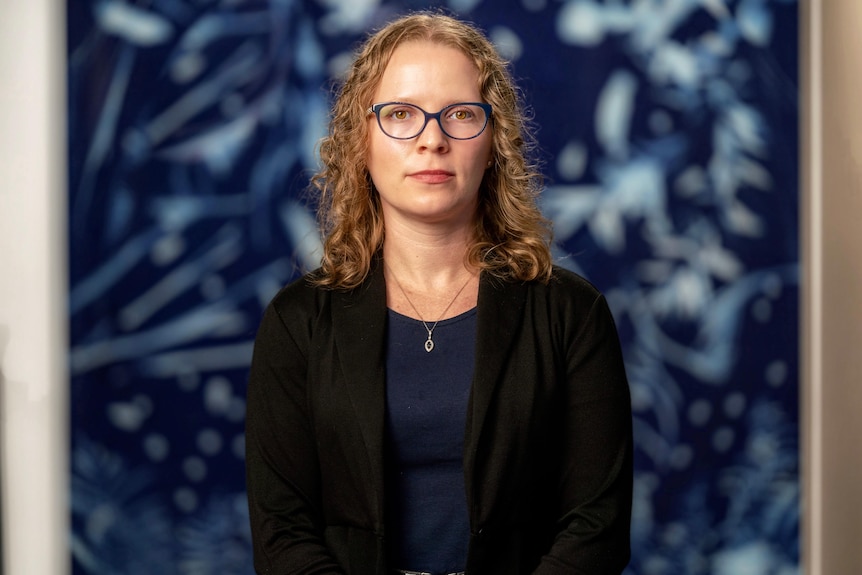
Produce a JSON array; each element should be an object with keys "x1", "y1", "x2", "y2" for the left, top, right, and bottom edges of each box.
[
  {"x1": 480, "y1": 265, "x2": 610, "y2": 327},
  {"x1": 546, "y1": 265, "x2": 603, "y2": 300},
  {"x1": 262, "y1": 265, "x2": 386, "y2": 332},
  {"x1": 267, "y1": 268, "x2": 324, "y2": 309},
  {"x1": 481, "y1": 265, "x2": 604, "y2": 310},
  {"x1": 269, "y1": 269, "x2": 328, "y2": 310},
  {"x1": 529, "y1": 266, "x2": 617, "y2": 334},
  {"x1": 525, "y1": 265, "x2": 605, "y2": 313},
  {"x1": 259, "y1": 268, "x2": 335, "y2": 336}
]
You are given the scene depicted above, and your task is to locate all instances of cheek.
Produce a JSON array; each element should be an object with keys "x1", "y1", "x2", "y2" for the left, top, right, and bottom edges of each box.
[
  {"x1": 477, "y1": 132, "x2": 494, "y2": 165},
  {"x1": 367, "y1": 131, "x2": 401, "y2": 165},
  {"x1": 365, "y1": 135, "x2": 385, "y2": 178},
  {"x1": 474, "y1": 140, "x2": 494, "y2": 173},
  {"x1": 366, "y1": 139, "x2": 404, "y2": 191}
]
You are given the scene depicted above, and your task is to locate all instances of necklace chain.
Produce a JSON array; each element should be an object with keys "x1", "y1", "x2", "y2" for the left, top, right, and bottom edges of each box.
[{"x1": 386, "y1": 264, "x2": 473, "y2": 352}]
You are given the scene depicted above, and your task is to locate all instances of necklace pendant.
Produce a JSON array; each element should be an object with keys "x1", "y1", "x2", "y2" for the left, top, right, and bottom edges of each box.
[{"x1": 424, "y1": 337, "x2": 434, "y2": 352}]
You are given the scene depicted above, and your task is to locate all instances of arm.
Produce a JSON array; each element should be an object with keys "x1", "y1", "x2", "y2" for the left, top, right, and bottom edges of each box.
[
  {"x1": 535, "y1": 294, "x2": 633, "y2": 575},
  {"x1": 245, "y1": 300, "x2": 344, "y2": 575}
]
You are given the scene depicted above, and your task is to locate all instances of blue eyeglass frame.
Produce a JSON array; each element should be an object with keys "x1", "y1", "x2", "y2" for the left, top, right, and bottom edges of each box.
[{"x1": 367, "y1": 101, "x2": 493, "y2": 140}]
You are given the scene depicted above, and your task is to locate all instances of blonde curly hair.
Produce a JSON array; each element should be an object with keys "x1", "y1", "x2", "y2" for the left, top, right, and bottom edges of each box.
[{"x1": 311, "y1": 11, "x2": 553, "y2": 289}]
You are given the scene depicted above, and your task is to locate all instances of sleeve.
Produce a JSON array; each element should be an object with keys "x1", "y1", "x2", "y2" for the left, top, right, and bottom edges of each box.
[
  {"x1": 245, "y1": 300, "x2": 345, "y2": 575},
  {"x1": 534, "y1": 293, "x2": 633, "y2": 575}
]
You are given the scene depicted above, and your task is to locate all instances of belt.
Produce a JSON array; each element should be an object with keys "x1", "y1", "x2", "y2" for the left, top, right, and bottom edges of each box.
[{"x1": 392, "y1": 571, "x2": 465, "y2": 575}]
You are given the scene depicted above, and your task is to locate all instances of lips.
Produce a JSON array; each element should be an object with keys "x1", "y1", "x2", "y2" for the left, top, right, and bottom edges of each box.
[{"x1": 408, "y1": 169, "x2": 454, "y2": 184}]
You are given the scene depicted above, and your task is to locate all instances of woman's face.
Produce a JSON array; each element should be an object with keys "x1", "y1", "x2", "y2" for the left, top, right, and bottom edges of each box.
[{"x1": 366, "y1": 40, "x2": 493, "y2": 231}]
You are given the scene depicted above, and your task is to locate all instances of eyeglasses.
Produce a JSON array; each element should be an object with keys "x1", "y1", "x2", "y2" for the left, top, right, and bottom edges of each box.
[{"x1": 367, "y1": 102, "x2": 492, "y2": 140}]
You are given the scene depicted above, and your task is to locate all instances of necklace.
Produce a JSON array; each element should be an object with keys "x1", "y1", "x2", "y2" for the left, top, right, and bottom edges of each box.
[{"x1": 386, "y1": 265, "x2": 473, "y2": 352}]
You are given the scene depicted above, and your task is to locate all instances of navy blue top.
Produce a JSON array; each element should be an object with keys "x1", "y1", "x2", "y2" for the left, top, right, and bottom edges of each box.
[{"x1": 384, "y1": 307, "x2": 477, "y2": 575}]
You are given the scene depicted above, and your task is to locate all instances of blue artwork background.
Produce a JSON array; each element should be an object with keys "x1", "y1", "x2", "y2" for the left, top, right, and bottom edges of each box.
[{"x1": 67, "y1": 0, "x2": 799, "y2": 573}]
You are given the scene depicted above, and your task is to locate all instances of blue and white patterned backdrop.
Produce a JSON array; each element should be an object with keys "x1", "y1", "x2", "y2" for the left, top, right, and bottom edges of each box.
[{"x1": 67, "y1": 0, "x2": 799, "y2": 573}]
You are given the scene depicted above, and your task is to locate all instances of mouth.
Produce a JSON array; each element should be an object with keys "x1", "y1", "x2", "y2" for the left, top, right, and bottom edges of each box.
[{"x1": 408, "y1": 169, "x2": 455, "y2": 184}]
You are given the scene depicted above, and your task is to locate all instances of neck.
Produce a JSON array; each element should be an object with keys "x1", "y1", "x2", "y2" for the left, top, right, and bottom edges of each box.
[
  {"x1": 381, "y1": 221, "x2": 475, "y2": 289},
  {"x1": 381, "y1": 222, "x2": 479, "y2": 323}
]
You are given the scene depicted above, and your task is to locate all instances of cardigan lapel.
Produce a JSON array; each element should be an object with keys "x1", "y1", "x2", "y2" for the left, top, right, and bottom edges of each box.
[
  {"x1": 331, "y1": 262, "x2": 389, "y2": 521},
  {"x1": 464, "y1": 274, "x2": 528, "y2": 487}
]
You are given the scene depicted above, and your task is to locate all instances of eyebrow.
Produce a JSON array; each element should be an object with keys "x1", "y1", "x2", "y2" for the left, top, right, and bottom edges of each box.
[{"x1": 372, "y1": 99, "x2": 483, "y2": 108}]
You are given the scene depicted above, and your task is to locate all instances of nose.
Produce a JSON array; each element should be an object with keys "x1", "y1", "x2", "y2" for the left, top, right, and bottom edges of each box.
[{"x1": 417, "y1": 115, "x2": 449, "y2": 152}]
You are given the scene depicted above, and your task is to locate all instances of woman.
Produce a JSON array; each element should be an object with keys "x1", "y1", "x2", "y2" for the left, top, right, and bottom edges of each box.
[{"x1": 246, "y1": 11, "x2": 633, "y2": 575}]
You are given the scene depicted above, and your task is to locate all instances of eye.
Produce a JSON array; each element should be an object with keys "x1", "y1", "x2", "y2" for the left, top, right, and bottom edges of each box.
[
  {"x1": 448, "y1": 108, "x2": 474, "y2": 121},
  {"x1": 381, "y1": 105, "x2": 415, "y2": 121}
]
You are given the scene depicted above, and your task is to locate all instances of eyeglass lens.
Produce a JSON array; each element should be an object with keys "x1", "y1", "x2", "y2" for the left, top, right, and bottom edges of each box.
[{"x1": 374, "y1": 103, "x2": 489, "y2": 140}]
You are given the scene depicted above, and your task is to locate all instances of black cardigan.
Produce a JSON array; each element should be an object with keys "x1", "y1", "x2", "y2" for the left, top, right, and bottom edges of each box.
[{"x1": 245, "y1": 262, "x2": 633, "y2": 575}]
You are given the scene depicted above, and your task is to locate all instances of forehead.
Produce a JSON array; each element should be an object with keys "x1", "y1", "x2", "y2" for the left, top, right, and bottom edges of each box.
[{"x1": 374, "y1": 40, "x2": 481, "y2": 100}]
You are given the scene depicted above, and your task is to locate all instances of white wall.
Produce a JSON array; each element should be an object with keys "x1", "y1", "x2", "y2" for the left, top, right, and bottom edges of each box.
[
  {"x1": 0, "y1": 1, "x2": 69, "y2": 574},
  {"x1": 803, "y1": 1, "x2": 862, "y2": 574}
]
